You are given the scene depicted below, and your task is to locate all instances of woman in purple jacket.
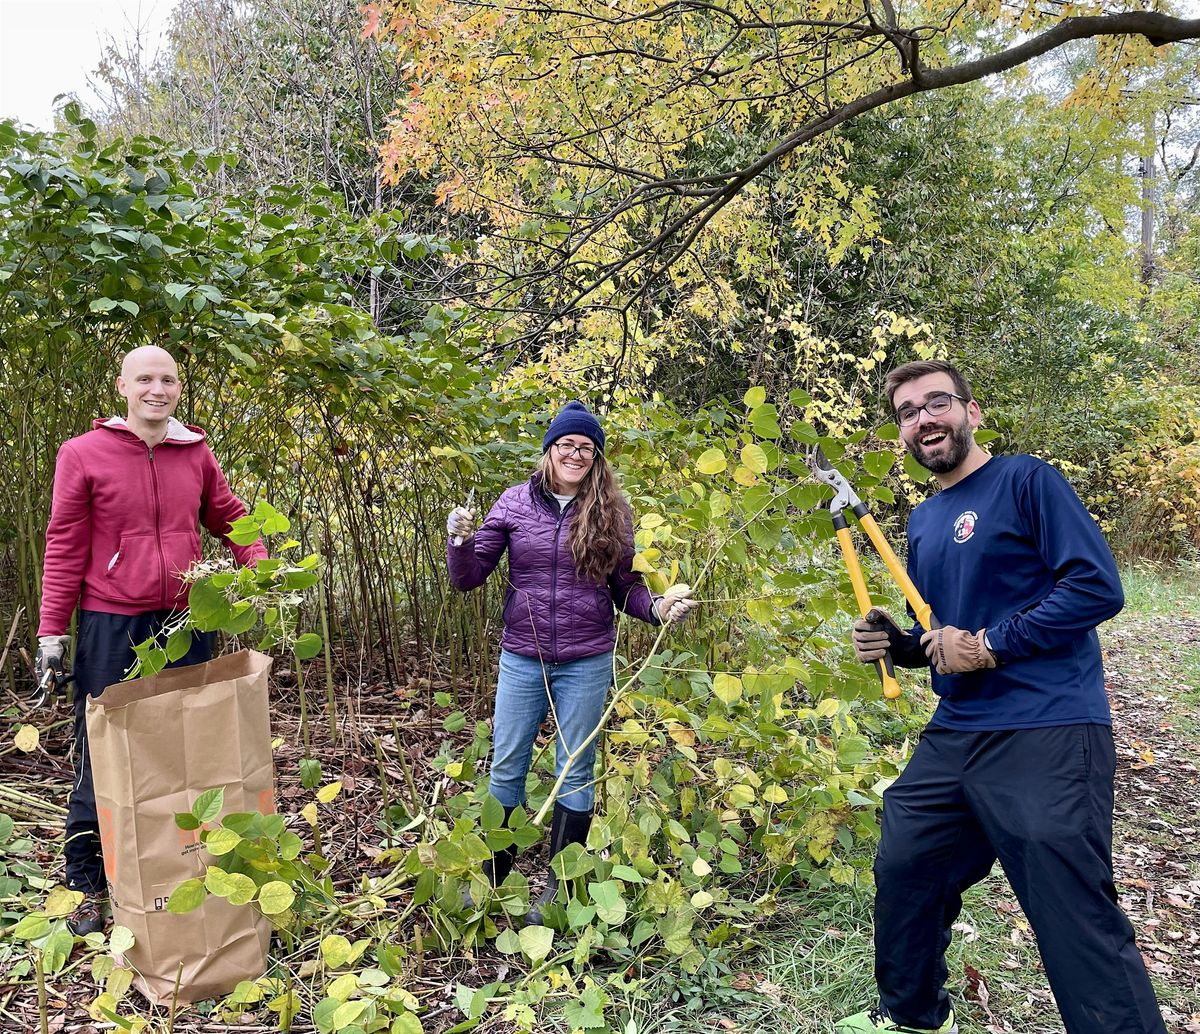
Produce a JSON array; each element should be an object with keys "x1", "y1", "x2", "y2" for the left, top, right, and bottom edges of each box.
[{"x1": 447, "y1": 401, "x2": 696, "y2": 923}]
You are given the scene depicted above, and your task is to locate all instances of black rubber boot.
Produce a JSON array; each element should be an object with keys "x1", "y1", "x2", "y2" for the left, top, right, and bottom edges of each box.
[
  {"x1": 465, "y1": 804, "x2": 517, "y2": 909},
  {"x1": 525, "y1": 802, "x2": 592, "y2": 926},
  {"x1": 483, "y1": 807, "x2": 518, "y2": 887}
]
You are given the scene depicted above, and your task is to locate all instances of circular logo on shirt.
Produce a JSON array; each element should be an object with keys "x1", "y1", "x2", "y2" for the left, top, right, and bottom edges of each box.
[{"x1": 953, "y1": 510, "x2": 978, "y2": 544}]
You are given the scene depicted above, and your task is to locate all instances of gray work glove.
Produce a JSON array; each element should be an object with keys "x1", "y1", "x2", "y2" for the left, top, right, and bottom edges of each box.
[
  {"x1": 653, "y1": 583, "x2": 698, "y2": 625},
  {"x1": 851, "y1": 607, "x2": 902, "y2": 664},
  {"x1": 447, "y1": 506, "x2": 478, "y2": 545},
  {"x1": 33, "y1": 635, "x2": 71, "y2": 707}
]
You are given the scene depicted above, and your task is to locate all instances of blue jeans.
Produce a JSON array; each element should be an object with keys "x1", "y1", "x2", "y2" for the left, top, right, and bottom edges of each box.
[{"x1": 488, "y1": 649, "x2": 614, "y2": 812}]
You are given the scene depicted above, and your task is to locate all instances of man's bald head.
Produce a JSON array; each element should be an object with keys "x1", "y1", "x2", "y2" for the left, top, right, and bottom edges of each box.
[
  {"x1": 116, "y1": 346, "x2": 183, "y2": 442},
  {"x1": 120, "y1": 345, "x2": 178, "y2": 381}
]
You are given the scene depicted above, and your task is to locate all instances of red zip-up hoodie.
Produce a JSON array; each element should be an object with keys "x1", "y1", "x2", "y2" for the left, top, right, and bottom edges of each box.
[{"x1": 37, "y1": 417, "x2": 267, "y2": 637}]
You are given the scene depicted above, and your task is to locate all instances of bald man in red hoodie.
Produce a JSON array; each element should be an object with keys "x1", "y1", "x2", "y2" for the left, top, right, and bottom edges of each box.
[{"x1": 35, "y1": 345, "x2": 265, "y2": 936}]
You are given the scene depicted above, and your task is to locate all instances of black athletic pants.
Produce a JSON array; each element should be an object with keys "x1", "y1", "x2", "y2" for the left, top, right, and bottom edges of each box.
[
  {"x1": 875, "y1": 723, "x2": 1166, "y2": 1034},
  {"x1": 65, "y1": 610, "x2": 213, "y2": 894}
]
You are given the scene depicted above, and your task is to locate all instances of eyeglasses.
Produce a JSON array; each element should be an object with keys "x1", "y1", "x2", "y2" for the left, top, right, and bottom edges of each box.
[
  {"x1": 895, "y1": 392, "x2": 969, "y2": 427},
  {"x1": 553, "y1": 441, "x2": 596, "y2": 459}
]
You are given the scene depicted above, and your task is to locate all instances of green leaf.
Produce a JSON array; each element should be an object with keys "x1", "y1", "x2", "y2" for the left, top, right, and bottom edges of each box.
[
  {"x1": 108, "y1": 925, "x2": 135, "y2": 954},
  {"x1": 203, "y1": 827, "x2": 242, "y2": 856},
  {"x1": 903, "y1": 451, "x2": 932, "y2": 484},
  {"x1": 588, "y1": 880, "x2": 627, "y2": 926},
  {"x1": 300, "y1": 758, "x2": 323, "y2": 789},
  {"x1": 566, "y1": 899, "x2": 597, "y2": 929},
  {"x1": 494, "y1": 928, "x2": 521, "y2": 954},
  {"x1": 225, "y1": 602, "x2": 259, "y2": 635},
  {"x1": 562, "y1": 983, "x2": 607, "y2": 1030},
  {"x1": 10, "y1": 913, "x2": 50, "y2": 940},
  {"x1": 42, "y1": 924, "x2": 73, "y2": 972},
  {"x1": 168, "y1": 878, "x2": 207, "y2": 914},
  {"x1": 480, "y1": 795, "x2": 505, "y2": 832},
  {"x1": 518, "y1": 924, "x2": 554, "y2": 963},
  {"x1": 876, "y1": 421, "x2": 901, "y2": 441},
  {"x1": 0, "y1": 813, "x2": 13, "y2": 844},
  {"x1": 743, "y1": 386, "x2": 766, "y2": 408},
  {"x1": 294, "y1": 633, "x2": 323, "y2": 660},
  {"x1": 749, "y1": 404, "x2": 781, "y2": 439},
  {"x1": 837, "y1": 735, "x2": 871, "y2": 767},
  {"x1": 257, "y1": 880, "x2": 296, "y2": 914},
  {"x1": 189, "y1": 578, "x2": 233, "y2": 631},
  {"x1": 193, "y1": 786, "x2": 225, "y2": 824},
  {"x1": 165, "y1": 627, "x2": 193, "y2": 662}
]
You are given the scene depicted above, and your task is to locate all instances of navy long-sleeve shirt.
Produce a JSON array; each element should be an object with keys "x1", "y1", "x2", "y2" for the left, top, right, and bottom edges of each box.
[{"x1": 889, "y1": 454, "x2": 1123, "y2": 730}]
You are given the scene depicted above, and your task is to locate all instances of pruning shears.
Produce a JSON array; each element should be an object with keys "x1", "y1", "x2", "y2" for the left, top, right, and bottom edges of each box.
[
  {"x1": 807, "y1": 445, "x2": 938, "y2": 699},
  {"x1": 29, "y1": 663, "x2": 73, "y2": 709}
]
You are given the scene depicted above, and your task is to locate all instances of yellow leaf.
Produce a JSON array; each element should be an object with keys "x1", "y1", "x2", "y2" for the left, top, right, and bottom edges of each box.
[
  {"x1": 316, "y1": 781, "x2": 342, "y2": 804},
  {"x1": 44, "y1": 886, "x2": 84, "y2": 918},
  {"x1": 816, "y1": 698, "x2": 840, "y2": 718},
  {"x1": 631, "y1": 551, "x2": 655, "y2": 574},
  {"x1": 301, "y1": 803, "x2": 318, "y2": 826},
  {"x1": 14, "y1": 724, "x2": 38, "y2": 752},
  {"x1": 640, "y1": 513, "x2": 665, "y2": 529},
  {"x1": 733, "y1": 464, "x2": 757, "y2": 487},
  {"x1": 696, "y1": 448, "x2": 727, "y2": 475},
  {"x1": 740, "y1": 443, "x2": 768, "y2": 474},
  {"x1": 762, "y1": 784, "x2": 788, "y2": 804},
  {"x1": 712, "y1": 673, "x2": 742, "y2": 704},
  {"x1": 691, "y1": 857, "x2": 711, "y2": 877},
  {"x1": 746, "y1": 598, "x2": 774, "y2": 623}
]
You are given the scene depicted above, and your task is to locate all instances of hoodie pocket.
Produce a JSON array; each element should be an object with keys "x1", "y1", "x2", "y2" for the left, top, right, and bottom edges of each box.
[
  {"x1": 161, "y1": 530, "x2": 202, "y2": 603},
  {"x1": 106, "y1": 531, "x2": 200, "y2": 605},
  {"x1": 105, "y1": 534, "x2": 159, "y2": 603}
]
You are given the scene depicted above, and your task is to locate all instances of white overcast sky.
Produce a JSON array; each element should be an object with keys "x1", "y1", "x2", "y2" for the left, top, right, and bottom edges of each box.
[{"x1": 0, "y1": 0, "x2": 178, "y2": 129}]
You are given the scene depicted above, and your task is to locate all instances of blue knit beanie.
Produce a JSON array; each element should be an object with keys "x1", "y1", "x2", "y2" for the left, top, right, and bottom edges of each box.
[{"x1": 542, "y1": 400, "x2": 605, "y2": 454}]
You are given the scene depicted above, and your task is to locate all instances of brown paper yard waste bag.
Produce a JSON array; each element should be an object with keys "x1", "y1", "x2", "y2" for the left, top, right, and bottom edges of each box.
[{"x1": 86, "y1": 649, "x2": 275, "y2": 1005}]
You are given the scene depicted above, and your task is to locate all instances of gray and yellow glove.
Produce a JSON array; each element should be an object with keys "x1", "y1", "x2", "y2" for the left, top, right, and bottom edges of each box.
[{"x1": 32, "y1": 635, "x2": 71, "y2": 707}]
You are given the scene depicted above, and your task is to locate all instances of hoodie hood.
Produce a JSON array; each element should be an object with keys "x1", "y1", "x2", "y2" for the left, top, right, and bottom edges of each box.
[{"x1": 95, "y1": 416, "x2": 206, "y2": 444}]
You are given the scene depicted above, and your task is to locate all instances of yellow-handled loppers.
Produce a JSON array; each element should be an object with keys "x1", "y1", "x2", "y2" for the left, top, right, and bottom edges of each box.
[{"x1": 807, "y1": 445, "x2": 938, "y2": 698}]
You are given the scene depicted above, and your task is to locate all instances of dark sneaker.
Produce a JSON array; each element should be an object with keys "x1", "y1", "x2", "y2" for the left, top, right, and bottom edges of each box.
[
  {"x1": 835, "y1": 1004, "x2": 957, "y2": 1034},
  {"x1": 67, "y1": 893, "x2": 108, "y2": 937}
]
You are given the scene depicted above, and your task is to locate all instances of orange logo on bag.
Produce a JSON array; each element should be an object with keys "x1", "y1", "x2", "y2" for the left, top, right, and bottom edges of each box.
[
  {"x1": 97, "y1": 807, "x2": 117, "y2": 882},
  {"x1": 258, "y1": 788, "x2": 275, "y2": 815}
]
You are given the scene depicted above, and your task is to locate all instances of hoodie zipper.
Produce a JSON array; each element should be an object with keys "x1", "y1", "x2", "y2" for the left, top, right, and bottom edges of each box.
[{"x1": 148, "y1": 444, "x2": 166, "y2": 601}]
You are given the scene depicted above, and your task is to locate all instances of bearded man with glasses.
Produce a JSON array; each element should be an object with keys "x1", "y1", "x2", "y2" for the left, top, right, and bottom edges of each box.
[{"x1": 836, "y1": 360, "x2": 1165, "y2": 1034}]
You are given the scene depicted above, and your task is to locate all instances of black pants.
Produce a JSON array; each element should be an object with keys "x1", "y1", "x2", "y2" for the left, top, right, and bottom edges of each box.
[
  {"x1": 66, "y1": 610, "x2": 213, "y2": 894},
  {"x1": 875, "y1": 724, "x2": 1166, "y2": 1034}
]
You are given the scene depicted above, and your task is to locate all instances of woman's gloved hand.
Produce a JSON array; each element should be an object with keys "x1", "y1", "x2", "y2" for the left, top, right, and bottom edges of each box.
[{"x1": 654, "y1": 583, "x2": 699, "y2": 624}]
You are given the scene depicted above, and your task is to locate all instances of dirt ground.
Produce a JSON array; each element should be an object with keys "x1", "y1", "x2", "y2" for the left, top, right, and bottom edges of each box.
[{"x1": 3, "y1": 615, "x2": 1200, "y2": 1033}]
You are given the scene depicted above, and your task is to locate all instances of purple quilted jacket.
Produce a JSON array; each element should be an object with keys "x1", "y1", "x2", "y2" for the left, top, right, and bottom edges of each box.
[{"x1": 447, "y1": 475, "x2": 658, "y2": 662}]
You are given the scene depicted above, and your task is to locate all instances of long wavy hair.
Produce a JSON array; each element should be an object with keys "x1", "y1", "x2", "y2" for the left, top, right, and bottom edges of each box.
[{"x1": 536, "y1": 448, "x2": 626, "y2": 583}]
